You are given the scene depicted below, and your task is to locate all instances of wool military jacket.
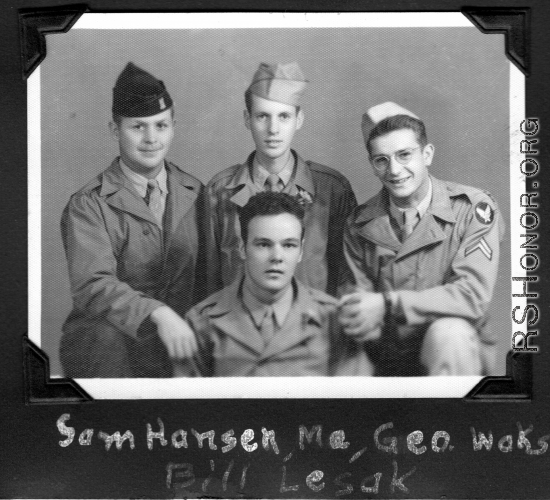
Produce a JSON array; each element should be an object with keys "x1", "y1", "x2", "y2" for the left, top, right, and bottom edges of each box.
[
  {"x1": 61, "y1": 158, "x2": 206, "y2": 340},
  {"x1": 184, "y1": 278, "x2": 369, "y2": 377}
]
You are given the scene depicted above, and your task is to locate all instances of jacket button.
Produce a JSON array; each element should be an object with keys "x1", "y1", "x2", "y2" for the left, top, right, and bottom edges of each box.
[{"x1": 143, "y1": 228, "x2": 150, "y2": 235}]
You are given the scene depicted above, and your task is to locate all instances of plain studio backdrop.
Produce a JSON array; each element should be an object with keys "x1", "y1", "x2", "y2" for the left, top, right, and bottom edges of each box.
[{"x1": 38, "y1": 25, "x2": 510, "y2": 378}]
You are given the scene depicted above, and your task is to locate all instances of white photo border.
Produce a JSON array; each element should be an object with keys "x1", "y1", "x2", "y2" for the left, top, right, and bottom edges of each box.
[{"x1": 28, "y1": 11, "x2": 523, "y2": 399}]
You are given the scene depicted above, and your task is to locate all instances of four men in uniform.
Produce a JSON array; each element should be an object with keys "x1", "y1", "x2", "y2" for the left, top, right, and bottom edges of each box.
[{"x1": 59, "y1": 62, "x2": 504, "y2": 378}]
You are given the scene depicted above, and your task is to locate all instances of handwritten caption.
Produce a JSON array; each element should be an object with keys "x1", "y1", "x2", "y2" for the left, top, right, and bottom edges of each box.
[{"x1": 56, "y1": 414, "x2": 549, "y2": 496}]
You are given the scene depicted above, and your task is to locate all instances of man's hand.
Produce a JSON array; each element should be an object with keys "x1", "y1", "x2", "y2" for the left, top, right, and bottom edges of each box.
[
  {"x1": 337, "y1": 290, "x2": 385, "y2": 340},
  {"x1": 150, "y1": 306, "x2": 198, "y2": 359}
]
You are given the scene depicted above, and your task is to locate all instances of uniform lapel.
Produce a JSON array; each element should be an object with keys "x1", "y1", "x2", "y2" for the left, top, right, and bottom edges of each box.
[
  {"x1": 395, "y1": 214, "x2": 446, "y2": 260},
  {"x1": 100, "y1": 159, "x2": 158, "y2": 226},
  {"x1": 286, "y1": 151, "x2": 316, "y2": 200},
  {"x1": 355, "y1": 191, "x2": 401, "y2": 252},
  {"x1": 164, "y1": 163, "x2": 198, "y2": 240},
  {"x1": 207, "y1": 280, "x2": 265, "y2": 355},
  {"x1": 260, "y1": 281, "x2": 322, "y2": 361},
  {"x1": 395, "y1": 177, "x2": 456, "y2": 261},
  {"x1": 360, "y1": 215, "x2": 402, "y2": 252},
  {"x1": 227, "y1": 151, "x2": 316, "y2": 207},
  {"x1": 227, "y1": 154, "x2": 262, "y2": 208}
]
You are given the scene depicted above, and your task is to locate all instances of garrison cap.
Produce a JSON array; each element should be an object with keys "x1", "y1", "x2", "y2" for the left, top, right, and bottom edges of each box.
[
  {"x1": 361, "y1": 101, "x2": 419, "y2": 142},
  {"x1": 248, "y1": 62, "x2": 307, "y2": 107},
  {"x1": 112, "y1": 62, "x2": 173, "y2": 117}
]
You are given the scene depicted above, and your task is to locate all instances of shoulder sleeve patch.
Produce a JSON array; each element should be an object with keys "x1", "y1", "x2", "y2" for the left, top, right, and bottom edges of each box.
[{"x1": 474, "y1": 202, "x2": 495, "y2": 225}]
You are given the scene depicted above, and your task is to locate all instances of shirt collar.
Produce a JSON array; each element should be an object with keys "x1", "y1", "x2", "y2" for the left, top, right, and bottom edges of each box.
[
  {"x1": 241, "y1": 279, "x2": 295, "y2": 329},
  {"x1": 119, "y1": 159, "x2": 169, "y2": 198},
  {"x1": 252, "y1": 153, "x2": 295, "y2": 189},
  {"x1": 389, "y1": 176, "x2": 433, "y2": 222}
]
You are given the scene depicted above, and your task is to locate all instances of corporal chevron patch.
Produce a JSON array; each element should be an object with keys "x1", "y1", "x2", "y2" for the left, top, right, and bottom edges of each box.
[{"x1": 465, "y1": 237, "x2": 493, "y2": 261}]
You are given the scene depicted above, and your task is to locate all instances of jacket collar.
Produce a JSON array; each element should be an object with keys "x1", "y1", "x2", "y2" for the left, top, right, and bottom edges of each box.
[
  {"x1": 98, "y1": 158, "x2": 197, "y2": 228},
  {"x1": 100, "y1": 159, "x2": 157, "y2": 225},
  {"x1": 163, "y1": 161, "x2": 199, "y2": 234},
  {"x1": 426, "y1": 176, "x2": 457, "y2": 223},
  {"x1": 205, "y1": 277, "x2": 324, "y2": 356},
  {"x1": 289, "y1": 151, "x2": 316, "y2": 198},
  {"x1": 99, "y1": 158, "x2": 129, "y2": 196},
  {"x1": 353, "y1": 176, "x2": 455, "y2": 257},
  {"x1": 227, "y1": 150, "x2": 316, "y2": 207}
]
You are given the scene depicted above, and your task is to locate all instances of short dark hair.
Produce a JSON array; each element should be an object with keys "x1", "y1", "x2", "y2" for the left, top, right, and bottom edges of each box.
[
  {"x1": 239, "y1": 192, "x2": 305, "y2": 244},
  {"x1": 112, "y1": 105, "x2": 175, "y2": 126},
  {"x1": 244, "y1": 89, "x2": 301, "y2": 114},
  {"x1": 366, "y1": 114, "x2": 428, "y2": 155}
]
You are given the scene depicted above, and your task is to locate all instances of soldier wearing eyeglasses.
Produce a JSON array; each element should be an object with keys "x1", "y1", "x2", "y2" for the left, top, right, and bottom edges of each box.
[{"x1": 339, "y1": 102, "x2": 505, "y2": 376}]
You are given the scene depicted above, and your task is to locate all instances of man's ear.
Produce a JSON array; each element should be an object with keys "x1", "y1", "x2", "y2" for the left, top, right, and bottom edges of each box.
[
  {"x1": 423, "y1": 143, "x2": 435, "y2": 166},
  {"x1": 244, "y1": 109, "x2": 251, "y2": 131},
  {"x1": 109, "y1": 121, "x2": 119, "y2": 141},
  {"x1": 296, "y1": 109, "x2": 304, "y2": 130}
]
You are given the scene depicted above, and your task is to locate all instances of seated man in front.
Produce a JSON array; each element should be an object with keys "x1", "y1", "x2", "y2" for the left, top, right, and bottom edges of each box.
[
  {"x1": 184, "y1": 192, "x2": 366, "y2": 377},
  {"x1": 339, "y1": 102, "x2": 505, "y2": 376}
]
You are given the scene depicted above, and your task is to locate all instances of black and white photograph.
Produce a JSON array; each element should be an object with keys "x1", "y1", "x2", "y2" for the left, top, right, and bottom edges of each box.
[
  {"x1": 28, "y1": 12, "x2": 516, "y2": 398},
  {"x1": 4, "y1": 4, "x2": 550, "y2": 499}
]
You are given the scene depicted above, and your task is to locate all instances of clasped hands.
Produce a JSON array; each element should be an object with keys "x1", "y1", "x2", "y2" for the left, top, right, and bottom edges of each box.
[{"x1": 337, "y1": 289, "x2": 386, "y2": 341}]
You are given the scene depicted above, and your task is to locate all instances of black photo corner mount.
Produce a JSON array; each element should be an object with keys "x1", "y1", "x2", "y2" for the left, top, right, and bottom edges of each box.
[
  {"x1": 19, "y1": 5, "x2": 87, "y2": 80},
  {"x1": 462, "y1": 7, "x2": 530, "y2": 76},
  {"x1": 465, "y1": 351, "x2": 532, "y2": 400},
  {"x1": 20, "y1": 6, "x2": 91, "y2": 404},
  {"x1": 18, "y1": 7, "x2": 530, "y2": 78},
  {"x1": 22, "y1": 335, "x2": 530, "y2": 404},
  {"x1": 24, "y1": 336, "x2": 93, "y2": 405},
  {"x1": 461, "y1": 6, "x2": 532, "y2": 401}
]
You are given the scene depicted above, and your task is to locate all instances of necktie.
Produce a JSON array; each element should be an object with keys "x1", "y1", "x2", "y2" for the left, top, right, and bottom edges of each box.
[
  {"x1": 265, "y1": 174, "x2": 283, "y2": 193},
  {"x1": 145, "y1": 179, "x2": 163, "y2": 225},
  {"x1": 260, "y1": 306, "x2": 276, "y2": 344},
  {"x1": 401, "y1": 208, "x2": 418, "y2": 240}
]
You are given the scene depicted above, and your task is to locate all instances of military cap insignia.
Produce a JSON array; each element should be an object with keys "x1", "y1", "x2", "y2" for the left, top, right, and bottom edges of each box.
[
  {"x1": 474, "y1": 202, "x2": 494, "y2": 225},
  {"x1": 112, "y1": 62, "x2": 173, "y2": 117},
  {"x1": 465, "y1": 237, "x2": 493, "y2": 261}
]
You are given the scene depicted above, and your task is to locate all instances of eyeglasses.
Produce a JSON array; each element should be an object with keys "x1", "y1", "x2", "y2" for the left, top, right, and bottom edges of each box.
[{"x1": 370, "y1": 146, "x2": 421, "y2": 172}]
